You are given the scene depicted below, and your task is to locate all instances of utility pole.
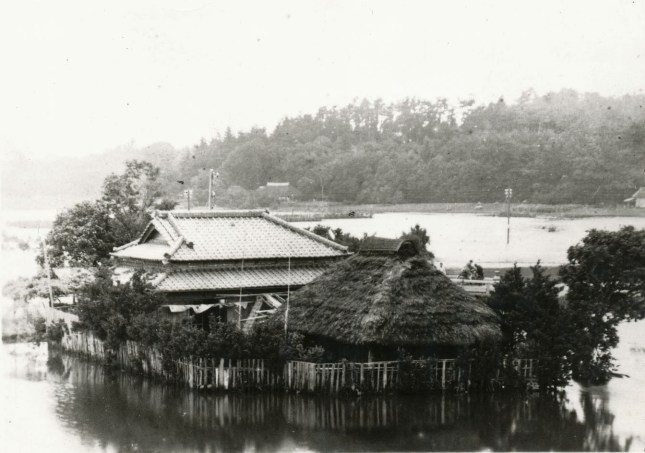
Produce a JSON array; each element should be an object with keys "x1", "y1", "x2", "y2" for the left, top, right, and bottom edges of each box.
[
  {"x1": 184, "y1": 189, "x2": 192, "y2": 211},
  {"x1": 284, "y1": 253, "x2": 291, "y2": 338},
  {"x1": 208, "y1": 170, "x2": 219, "y2": 210},
  {"x1": 208, "y1": 169, "x2": 214, "y2": 210},
  {"x1": 40, "y1": 237, "x2": 54, "y2": 308},
  {"x1": 504, "y1": 188, "x2": 513, "y2": 244}
]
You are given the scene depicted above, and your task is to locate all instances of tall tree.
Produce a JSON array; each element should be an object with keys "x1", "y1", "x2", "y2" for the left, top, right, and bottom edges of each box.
[
  {"x1": 488, "y1": 263, "x2": 574, "y2": 390},
  {"x1": 101, "y1": 160, "x2": 164, "y2": 242},
  {"x1": 39, "y1": 160, "x2": 174, "y2": 268},
  {"x1": 560, "y1": 226, "x2": 645, "y2": 384},
  {"x1": 37, "y1": 201, "x2": 115, "y2": 267}
]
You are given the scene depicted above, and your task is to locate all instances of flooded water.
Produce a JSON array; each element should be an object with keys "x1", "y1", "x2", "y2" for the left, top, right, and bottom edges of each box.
[
  {"x1": 296, "y1": 213, "x2": 645, "y2": 267},
  {"x1": 1, "y1": 338, "x2": 644, "y2": 452},
  {"x1": 2, "y1": 210, "x2": 645, "y2": 451}
]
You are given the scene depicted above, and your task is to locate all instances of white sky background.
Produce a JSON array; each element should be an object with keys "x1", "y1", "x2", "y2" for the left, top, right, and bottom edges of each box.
[{"x1": 1, "y1": 0, "x2": 644, "y2": 160}]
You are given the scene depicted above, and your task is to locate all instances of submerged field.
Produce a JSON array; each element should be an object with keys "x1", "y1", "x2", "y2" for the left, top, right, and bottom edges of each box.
[{"x1": 295, "y1": 212, "x2": 645, "y2": 268}]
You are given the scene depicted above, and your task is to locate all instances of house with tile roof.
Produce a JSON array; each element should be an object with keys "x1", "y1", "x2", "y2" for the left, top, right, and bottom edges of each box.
[
  {"x1": 111, "y1": 210, "x2": 349, "y2": 329},
  {"x1": 624, "y1": 187, "x2": 645, "y2": 208}
]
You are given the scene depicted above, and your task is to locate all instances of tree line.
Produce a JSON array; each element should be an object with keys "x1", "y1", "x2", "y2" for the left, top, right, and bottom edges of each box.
[{"x1": 167, "y1": 89, "x2": 644, "y2": 207}]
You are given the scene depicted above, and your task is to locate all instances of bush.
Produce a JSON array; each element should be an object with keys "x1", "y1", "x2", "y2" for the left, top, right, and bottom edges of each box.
[{"x1": 46, "y1": 320, "x2": 69, "y2": 343}]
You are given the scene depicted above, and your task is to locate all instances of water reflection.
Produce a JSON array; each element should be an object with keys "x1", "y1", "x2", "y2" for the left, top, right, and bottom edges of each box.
[{"x1": 1, "y1": 344, "x2": 637, "y2": 452}]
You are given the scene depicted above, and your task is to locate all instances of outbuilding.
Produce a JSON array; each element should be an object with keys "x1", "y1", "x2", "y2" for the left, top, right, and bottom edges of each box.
[{"x1": 282, "y1": 237, "x2": 502, "y2": 361}]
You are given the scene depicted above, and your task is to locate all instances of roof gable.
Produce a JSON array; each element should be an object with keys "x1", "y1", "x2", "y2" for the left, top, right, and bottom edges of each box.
[{"x1": 112, "y1": 210, "x2": 348, "y2": 262}]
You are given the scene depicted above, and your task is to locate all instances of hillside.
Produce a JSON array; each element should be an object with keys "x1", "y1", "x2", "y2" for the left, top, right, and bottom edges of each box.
[{"x1": 3, "y1": 90, "x2": 644, "y2": 210}]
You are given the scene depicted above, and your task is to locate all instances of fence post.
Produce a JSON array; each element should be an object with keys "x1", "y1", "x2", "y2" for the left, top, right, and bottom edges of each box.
[{"x1": 441, "y1": 360, "x2": 446, "y2": 390}]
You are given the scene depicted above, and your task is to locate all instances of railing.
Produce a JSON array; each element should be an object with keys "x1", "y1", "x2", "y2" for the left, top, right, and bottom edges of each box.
[
  {"x1": 448, "y1": 276, "x2": 498, "y2": 296},
  {"x1": 59, "y1": 332, "x2": 538, "y2": 394}
]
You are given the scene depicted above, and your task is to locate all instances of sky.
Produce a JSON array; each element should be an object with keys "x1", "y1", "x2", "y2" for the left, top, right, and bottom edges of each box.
[{"x1": 1, "y1": 0, "x2": 644, "y2": 160}]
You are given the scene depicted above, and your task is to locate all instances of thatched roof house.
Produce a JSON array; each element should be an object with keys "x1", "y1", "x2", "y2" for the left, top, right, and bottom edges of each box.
[{"x1": 283, "y1": 238, "x2": 502, "y2": 360}]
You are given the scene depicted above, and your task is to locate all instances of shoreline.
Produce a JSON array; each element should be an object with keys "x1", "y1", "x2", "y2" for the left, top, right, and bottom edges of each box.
[{"x1": 275, "y1": 202, "x2": 645, "y2": 220}]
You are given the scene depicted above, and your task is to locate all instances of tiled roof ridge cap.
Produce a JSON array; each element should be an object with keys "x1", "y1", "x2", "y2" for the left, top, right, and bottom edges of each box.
[
  {"x1": 165, "y1": 262, "x2": 329, "y2": 273},
  {"x1": 112, "y1": 239, "x2": 139, "y2": 252},
  {"x1": 261, "y1": 212, "x2": 348, "y2": 252},
  {"x1": 157, "y1": 209, "x2": 265, "y2": 218},
  {"x1": 164, "y1": 236, "x2": 186, "y2": 260},
  {"x1": 164, "y1": 213, "x2": 184, "y2": 238}
]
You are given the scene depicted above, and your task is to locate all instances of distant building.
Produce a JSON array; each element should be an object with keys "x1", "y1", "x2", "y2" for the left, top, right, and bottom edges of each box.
[
  {"x1": 624, "y1": 187, "x2": 645, "y2": 208},
  {"x1": 111, "y1": 210, "x2": 348, "y2": 329}
]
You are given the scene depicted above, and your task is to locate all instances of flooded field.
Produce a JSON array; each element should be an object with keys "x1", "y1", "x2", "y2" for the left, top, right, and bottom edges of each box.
[
  {"x1": 2, "y1": 209, "x2": 645, "y2": 451},
  {"x1": 296, "y1": 213, "x2": 645, "y2": 267}
]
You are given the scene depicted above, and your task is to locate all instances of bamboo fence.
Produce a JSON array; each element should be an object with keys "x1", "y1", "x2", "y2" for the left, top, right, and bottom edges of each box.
[{"x1": 60, "y1": 332, "x2": 538, "y2": 393}]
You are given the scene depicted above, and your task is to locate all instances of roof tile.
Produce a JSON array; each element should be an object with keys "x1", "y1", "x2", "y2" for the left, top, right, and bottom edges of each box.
[
  {"x1": 156, "y1": 265, "x2": 327, "y2": 292},
  {"x1": 112, "y1": 210, "x2": 347, "y2": 262}
]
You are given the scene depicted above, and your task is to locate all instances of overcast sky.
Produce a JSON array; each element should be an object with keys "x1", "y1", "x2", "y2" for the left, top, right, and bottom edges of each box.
[{"x1": 1, "y1": 0, "x2": 644, "y2": 160}]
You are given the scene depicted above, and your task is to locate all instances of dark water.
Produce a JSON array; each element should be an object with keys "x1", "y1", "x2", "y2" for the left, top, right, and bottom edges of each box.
[{"x1": 2, "y1": 342, "x2": 643, "y2": 452}]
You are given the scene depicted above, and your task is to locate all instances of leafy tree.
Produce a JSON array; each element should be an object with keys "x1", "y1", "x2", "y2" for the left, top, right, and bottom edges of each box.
[
  {"x1": 101, "y1": 160, "x2": 165, "y2": 242},
  {"x1": 488, "y1": 263, "x2": 575, "y2": 390},
  {"x1": 486, "y1": 264, "x2": 526, "y2": 352},
  {"x1": 37, "y1": 201, "x2": 115, "y2": 267},
  {"x1": 74, "y1": 268, "x2": 165, "y2": 352},
  {"x1": 307, "y1": 224, "x2": 362, "y2": 252},
  {"x1": 560, "y1": 226, "x2": 645, "y2": 384},
  {"x1": 168, "y1": 92, "x2": 645, "y2": 206},
  {"x1": 39, "y1": 160, "x2": 173, "y2": 268}
]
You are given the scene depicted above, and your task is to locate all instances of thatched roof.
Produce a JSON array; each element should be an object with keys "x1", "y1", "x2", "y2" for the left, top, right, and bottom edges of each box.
[{"x1": 283, "y1": 254, "x2": 502, "y2": 347}]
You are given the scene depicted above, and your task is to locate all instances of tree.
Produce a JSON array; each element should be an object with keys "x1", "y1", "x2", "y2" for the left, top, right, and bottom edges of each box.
[
  {"x1": 75, "y1": 268, "x2": 165, "y2": 352},
  {"x1": 307, "y1": 225, "x2": 362, "y2": 252},
  {"x1": 37, "y1": 201, "x2": 115, "y2": 267},
  {"x1": 39, "y1": 160, "x2": 173, "y2": 268},
  {"x1": 400, "y1": 224, "x2": 433, "y2": 258},
  {"x1": 101, "y1": 160, "x2": 165, "y2": 242},
  {"x1": 487, "y1": 263, "x2": 574, "y2": 390},
  {"x1": 560, "y1": 226, "x2": 645, "y2": 384},
  {"x1": 400, "y1": 224, "x2": 430, "y2": 246},
  {"x1": 486, "y1": 264, "x2": 526, "y2": 352}
]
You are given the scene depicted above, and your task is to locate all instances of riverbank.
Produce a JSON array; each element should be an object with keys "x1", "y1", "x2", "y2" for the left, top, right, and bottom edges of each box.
[{"x1": 278, "y1": 202, "x2": 645, "y2": 219}]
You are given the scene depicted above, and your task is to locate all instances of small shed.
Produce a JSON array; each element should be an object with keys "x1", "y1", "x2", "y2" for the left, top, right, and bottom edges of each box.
[
  {"x1": 624, "y1": 187, "x2": 645, "y2": 208},
  {"x1": 283, "y1": 237, "x2": 502, "y2": 361}
]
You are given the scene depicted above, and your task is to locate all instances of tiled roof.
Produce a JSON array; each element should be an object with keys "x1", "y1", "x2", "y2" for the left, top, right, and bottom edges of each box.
[
  {"x1": 155, "y1": 264, "x2": 328, "y2": 292},
  {"x1": 112, "y1": 210, "x2": 348, "y2": 262}
]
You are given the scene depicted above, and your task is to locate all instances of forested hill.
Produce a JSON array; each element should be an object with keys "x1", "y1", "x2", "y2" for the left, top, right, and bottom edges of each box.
[
  {"x1": 2, "y1": 90, "x2": 644, "y2": 210},
  {"x1": 178, "y1": 90, "x2": 645, "y2": 206}
]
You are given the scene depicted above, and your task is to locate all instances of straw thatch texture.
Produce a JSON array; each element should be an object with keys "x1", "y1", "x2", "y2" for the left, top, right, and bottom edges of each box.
[{"x1": 284, "y1": 255, "x2": 502, "y2": 347}]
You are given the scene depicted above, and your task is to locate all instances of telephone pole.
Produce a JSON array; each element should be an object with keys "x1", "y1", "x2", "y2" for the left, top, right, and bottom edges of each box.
[
  {"x1": 184, "y1": 189, "x2": 192, "y2": 211},
  {"x1": 207, "y1": 170, "x2": 219, "y2": 210},
  {"x1": 208, "y1": 169, "x2": 214, "y2": 210},
  {"x1": 504, "y1": 188, "x2": 513, "y2": 244}
]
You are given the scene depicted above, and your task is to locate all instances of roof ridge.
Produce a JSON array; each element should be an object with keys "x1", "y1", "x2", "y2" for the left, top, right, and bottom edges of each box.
[
  {"x1": 164, "y1": 213, "x2": 184, "y2": 238},
  {"x1": 164, "y1": 236, "x2": 185, "y2": 260},
  {"x1": 261, "y1": 212, "x2": 348, "y2": 252},
  {"x1": 113, "y1": 239, "x2": 139, "y2": 252},
  {"x1": 161, "y1": 210, "x2": 265, "y2": 218},
  {"x1": 146, "y1": 218, "x2": 176, "y2": 244},
  {"x1": 166, "y1": 262, "x2": 329, "y2": 273}
]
